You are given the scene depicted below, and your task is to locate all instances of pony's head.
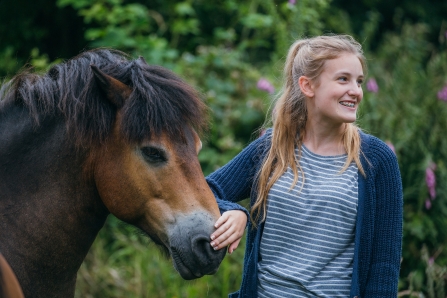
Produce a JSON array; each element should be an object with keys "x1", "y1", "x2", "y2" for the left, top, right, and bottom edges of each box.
[{"x1": 6, "y1": 49, "x2": 226, "y2": 279}]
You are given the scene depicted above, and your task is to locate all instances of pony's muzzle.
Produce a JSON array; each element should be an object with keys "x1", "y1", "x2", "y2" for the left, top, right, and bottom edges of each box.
[{"x1": 167, "y1": 212, "x2": 227, "y2": 280}]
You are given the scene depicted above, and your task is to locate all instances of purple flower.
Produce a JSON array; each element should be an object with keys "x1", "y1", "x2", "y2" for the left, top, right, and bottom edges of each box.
[
  {"x1": 257, "y1": 78, "x2": 275, "y2": 94},
  {"x1": 288, "y1": 0, "x2": 296, "y2": 4},
  {"x1": 425, "y1": 198, "x2": 432, "y2": 210},
  {"x1": 366, "y1": 78, "x2": 379, "y2": 93},
  {"x1": 437, "y1": 86, "x2": 447, "y2": 102},
  {"x1": 429, "y1": 257, "x2": 434, "y2": 266},
  {"x1": 386, "y1": 141, "x2": 395, "y2": 154},
  {"x1": 425, "y1": 163, "x2": 437, "y2": 200}
]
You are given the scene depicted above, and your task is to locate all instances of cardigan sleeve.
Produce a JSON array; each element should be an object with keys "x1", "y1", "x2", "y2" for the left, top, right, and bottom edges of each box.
[
  {"x1": 206, "y1": 130, "x2": 270, "y2": 215},
  {"x1": 364, "y1": 139, "x2": 403, "y2": 297}
]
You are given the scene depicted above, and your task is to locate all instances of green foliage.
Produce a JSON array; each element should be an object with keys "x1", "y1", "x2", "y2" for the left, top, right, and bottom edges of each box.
[
  {"x1": 28, "y1": 48, "x2": 64, "y2": 72},
  {"x1": 58, "y1": 0, "x2": 179, "y2": 65},
  {"x1": 0, "y1": 47, "x2": 20, "y2": 78},
  {"x1": 0, "y1": 47, "x2": 62, "y2": 79},
  {"x1": 176, "y1": 46, "x2": 269, "y2": 173}
]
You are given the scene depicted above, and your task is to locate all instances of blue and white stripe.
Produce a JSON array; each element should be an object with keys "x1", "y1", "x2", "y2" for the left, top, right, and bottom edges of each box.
[{"x1": 257, "y1": 145, "x2": 358, "y2": 297}]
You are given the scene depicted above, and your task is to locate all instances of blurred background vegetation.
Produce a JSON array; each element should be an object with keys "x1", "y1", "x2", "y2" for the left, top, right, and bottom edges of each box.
[{"x1": 1, "y1": 0, "x2": 447, "y2": 296}]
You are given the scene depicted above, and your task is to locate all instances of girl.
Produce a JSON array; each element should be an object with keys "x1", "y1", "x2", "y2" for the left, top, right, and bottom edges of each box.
[{"x1": 207, "y1": 35, "x2": 403, "y2": 297}]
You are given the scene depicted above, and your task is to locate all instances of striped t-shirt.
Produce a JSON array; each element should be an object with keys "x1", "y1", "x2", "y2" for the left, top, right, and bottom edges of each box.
[{"x1": 257, "y1": 145, "x2": 358, "y2": 297}]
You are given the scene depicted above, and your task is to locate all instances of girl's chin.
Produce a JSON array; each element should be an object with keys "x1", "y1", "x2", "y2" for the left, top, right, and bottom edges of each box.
[
  {"x1": 340, "y1": 115, "x2": 357, "y2": 124},
  {"x1": 343, "y1": 110, "x2": 357, "y2": 119}
]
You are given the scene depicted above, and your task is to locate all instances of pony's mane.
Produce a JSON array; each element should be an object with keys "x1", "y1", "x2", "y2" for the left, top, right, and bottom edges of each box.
[{"x1": 0, "y1": 48, "x2": 208, "y2": 146}]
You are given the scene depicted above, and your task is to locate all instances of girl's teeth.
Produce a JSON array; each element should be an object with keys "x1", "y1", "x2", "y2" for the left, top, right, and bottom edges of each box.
[{"x1": 340, "y1": 102, "x2": 355, "y2": 107}]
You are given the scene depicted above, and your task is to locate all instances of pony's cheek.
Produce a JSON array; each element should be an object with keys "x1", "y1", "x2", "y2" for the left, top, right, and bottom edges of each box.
[
  {"x1": 93, "y1": 151, "x2": 151, "y2": 221},
  {"x1": 92, "y1": 143, "x2": 181, "y2": 225}
]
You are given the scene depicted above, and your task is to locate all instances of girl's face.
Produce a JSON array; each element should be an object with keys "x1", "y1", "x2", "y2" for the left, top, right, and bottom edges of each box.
[{"x1": 306, "y1": 53, "x2": 364, "y2": 127}]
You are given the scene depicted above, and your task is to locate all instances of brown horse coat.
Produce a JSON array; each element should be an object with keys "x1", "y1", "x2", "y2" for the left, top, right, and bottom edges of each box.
[{"x1": 0, "y1": 253, "x2": 24, "y2": 298}]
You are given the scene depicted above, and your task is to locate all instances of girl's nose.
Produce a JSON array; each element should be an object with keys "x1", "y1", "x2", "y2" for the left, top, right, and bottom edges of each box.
[{"x1": 348, "y1": 82, "x2": 362, "y2": 97}]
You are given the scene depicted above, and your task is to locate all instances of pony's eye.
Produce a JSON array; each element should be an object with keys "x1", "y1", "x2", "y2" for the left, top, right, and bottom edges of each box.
[{"x1": 141, "y1": 147, "x2": 167, "y2": 163}]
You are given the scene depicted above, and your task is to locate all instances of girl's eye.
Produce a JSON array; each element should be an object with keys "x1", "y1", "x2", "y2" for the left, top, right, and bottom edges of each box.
[
  {"x1": 141, "y1": 147, "x2": 167, "y2": 163},
  {"x1": 338, "y1": 77, "x2": 348, "y2": 82},
  {"x1": 357, "y1": 79, "x2": 364, "y2": 85}
]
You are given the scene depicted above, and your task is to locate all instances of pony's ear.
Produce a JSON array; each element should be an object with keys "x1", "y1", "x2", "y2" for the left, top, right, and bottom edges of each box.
[
  {"x1": 137, "y1": 56, "x2": 148, "y2": 65},
  {"x1": 90, "y1": 64, "x2": 132, "y2": 109}
]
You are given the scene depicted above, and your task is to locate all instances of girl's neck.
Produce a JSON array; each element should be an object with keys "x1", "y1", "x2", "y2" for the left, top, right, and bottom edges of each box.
[{"x1": 302, "y1": 123, "x2": 346, "y2": 156}]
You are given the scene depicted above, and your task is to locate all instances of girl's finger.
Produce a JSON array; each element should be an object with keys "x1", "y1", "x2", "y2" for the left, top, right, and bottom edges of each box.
[
  {"x1": 211, "y1": 226, "x2": 235, "y2": 249},
  {"x1": 210, "y1": 214, "x2": 230, "y2": 240},
  {"x1": 211, "y1": 224, "x2": 230, "y2": 242},
  {"x1": 228, "y1": 238, "x2": 241, "y2": 254},
  {"x1": 214, "y1": 212, "x2": 229, "y2": 228}
]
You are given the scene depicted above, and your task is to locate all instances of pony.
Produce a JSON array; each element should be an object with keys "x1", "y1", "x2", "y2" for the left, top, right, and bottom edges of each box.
[{"x1": 0, "y1": 49, "x2": 226, "y2": 297}]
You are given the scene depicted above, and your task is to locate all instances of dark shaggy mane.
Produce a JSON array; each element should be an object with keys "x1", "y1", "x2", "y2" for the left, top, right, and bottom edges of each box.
[{"x1": 0, "y1": 48, "x2": 208, "y2": 146}]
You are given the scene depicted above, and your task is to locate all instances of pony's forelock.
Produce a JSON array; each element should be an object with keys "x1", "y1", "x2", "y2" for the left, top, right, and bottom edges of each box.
[{"x1": 1, "y1": 49, "x2": 208, "y2": 146}]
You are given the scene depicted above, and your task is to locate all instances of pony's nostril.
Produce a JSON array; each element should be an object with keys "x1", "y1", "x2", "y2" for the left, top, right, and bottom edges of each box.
[
  {"x1": 191, "y1": 234, "x2": 224, "y2": 265},
  {"x1": 191, "y1": 235, "x2": 211, "y2": 254}
]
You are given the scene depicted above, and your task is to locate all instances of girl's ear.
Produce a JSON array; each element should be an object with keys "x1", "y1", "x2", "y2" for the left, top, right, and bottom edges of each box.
[{"x1": 298, "y1": 76, "x2": 314, "y2": 98}]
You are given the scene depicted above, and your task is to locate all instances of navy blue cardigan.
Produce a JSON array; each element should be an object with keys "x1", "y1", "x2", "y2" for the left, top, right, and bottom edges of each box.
[{"x1": 206, "y1": 129, "x2": 403, "y2": 298}]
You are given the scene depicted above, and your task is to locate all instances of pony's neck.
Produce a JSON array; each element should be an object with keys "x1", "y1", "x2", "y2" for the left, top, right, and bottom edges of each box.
[{"x1": 0, "y1": 103, "x2": 109, "y2": 297}]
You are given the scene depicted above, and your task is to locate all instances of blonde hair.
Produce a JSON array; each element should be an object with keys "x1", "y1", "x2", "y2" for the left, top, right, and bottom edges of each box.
[{"x1": 251, "y1": 35, "x2": 367, "y2": 226}]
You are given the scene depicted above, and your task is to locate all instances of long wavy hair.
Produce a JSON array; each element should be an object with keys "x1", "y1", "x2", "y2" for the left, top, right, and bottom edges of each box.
[{"x1": 251, "y1": 35, "x2": 367, "y2": 226}]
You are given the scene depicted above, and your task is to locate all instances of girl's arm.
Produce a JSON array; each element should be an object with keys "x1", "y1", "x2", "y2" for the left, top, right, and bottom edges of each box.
[{"x1": 206, "y1": 131, "x2": 270, "y2": 253}]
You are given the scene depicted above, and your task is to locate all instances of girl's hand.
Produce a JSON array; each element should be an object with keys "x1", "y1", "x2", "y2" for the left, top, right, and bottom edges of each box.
[{"x1": 210, "y1": 210, "x2": 247, "y2": 254}]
